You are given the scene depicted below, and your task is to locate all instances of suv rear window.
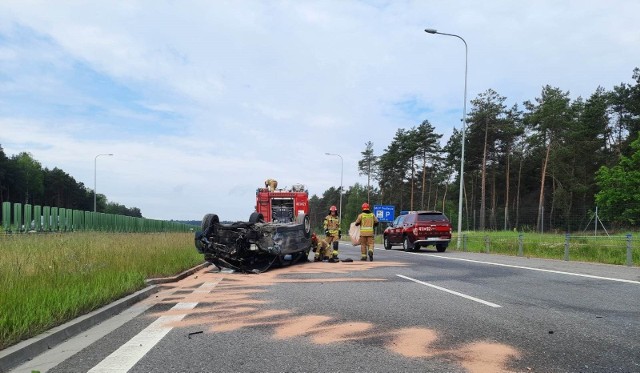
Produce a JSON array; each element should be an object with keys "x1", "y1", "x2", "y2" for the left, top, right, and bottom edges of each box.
[{"x1": 416, "y1": 213, "x2": 448, "y2": 222}]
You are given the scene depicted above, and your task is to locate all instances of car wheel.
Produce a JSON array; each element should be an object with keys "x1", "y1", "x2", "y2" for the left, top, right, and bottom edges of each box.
[
  {"x1": 436, "y1": 244, "x2": 447, "y2": 252},
  {"x1": 383, "y1": 236, "x2": 392, "y2": 250},
  {"x1": 296, "y1": 213, "x2": 312, "y2": 238},
  {"x1": 249, "y1": 212, "x2": 265, "y2": 224},
  {"x1": 201, "y1": 213, "x2": 219, "y2": 235},
  {"x1": 403, "y1": 236, "x2": 412, "y2": 252}
]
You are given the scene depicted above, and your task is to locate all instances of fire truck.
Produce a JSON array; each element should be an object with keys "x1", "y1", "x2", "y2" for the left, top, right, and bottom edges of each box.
[{"x1": 255, "y1": 181, "x2": 309, "y2": 223}]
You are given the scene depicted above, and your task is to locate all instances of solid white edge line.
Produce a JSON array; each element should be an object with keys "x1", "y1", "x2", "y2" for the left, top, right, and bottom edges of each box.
[
  {"x1": 396, "y1": 274, "x2": 502, "y2": 308},
  {"x1": 88, "y1": 281, "x2": 220, "y2": 372},
  {"x1": 420, "y1": 254, "x2": 640, "y2": 285}
]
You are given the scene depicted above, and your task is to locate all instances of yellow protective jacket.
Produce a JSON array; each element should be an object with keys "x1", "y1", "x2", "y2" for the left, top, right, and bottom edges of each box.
[
  {"x1": 355, "y1": 212, "x2": 378, "y2": 237},
  {"x1": 323, "y1": 214, "x2": 340, "y2": 235}
]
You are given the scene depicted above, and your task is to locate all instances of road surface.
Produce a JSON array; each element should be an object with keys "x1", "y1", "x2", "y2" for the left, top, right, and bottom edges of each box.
[{"x1": 11, "y1": 245, "x2": 640, "y2": 373}]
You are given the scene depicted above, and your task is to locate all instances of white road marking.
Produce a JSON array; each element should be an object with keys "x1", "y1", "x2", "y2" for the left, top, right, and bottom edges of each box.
[
  {"x1": 88, "y1": 280, "x2": 220, "y2": 373},
  {"x1": 420, "y1": 254, "x2": 640, "y2": 285},
  {"x1": 8, "y1": 304, "x2": 153, "y2": 373},
  {"x1": 396, "y1": 274, "x2": 502, "y2": 308}
]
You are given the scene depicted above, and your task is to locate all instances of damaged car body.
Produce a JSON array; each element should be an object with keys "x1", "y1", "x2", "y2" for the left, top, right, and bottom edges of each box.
[{"x1": 194, "y1": 212, "x2": 312, "y2": 273}]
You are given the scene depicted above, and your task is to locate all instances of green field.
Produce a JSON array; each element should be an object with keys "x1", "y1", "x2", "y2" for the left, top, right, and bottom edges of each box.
[{"x1": 0, "y1": 232, "x2": 202, "y2": 350}]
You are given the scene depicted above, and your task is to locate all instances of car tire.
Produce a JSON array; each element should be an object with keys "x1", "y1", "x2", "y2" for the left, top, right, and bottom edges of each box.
[
  {"x1": 201, "y1": 213, "x2": 219, "y2": 235},
  {"x1": 296, "y1": 213, "x2": 312, "y2": 238},
  {"x1": 403, "y1": 236, "x2": 412, "y2": 252},
  {"x1": 436, "y1": 244, "x2": 447, "y2": 252},
  {"x1": 383, "y1": 236, "x2": 392, "y2": 250},
  {"x1": 249, "y1": 212, "x2": 265, "y2": 224}
]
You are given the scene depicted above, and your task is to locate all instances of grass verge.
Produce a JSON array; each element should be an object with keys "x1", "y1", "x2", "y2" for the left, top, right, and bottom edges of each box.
[
  {"x1": 0, "y1": 232, "x2": 202, "y2": 350},
  {"x1": 454, "y1": 231, "x2": 639, "y2": 265}
]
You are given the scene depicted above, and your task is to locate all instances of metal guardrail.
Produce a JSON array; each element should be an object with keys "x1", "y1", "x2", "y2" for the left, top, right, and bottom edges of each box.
[{"x1": 1, "y1": 201, "x2": 193, "y2": 233}]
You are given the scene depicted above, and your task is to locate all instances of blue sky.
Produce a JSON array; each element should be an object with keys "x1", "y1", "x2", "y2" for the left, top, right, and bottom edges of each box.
[{"x1": 1, "y1": 1, "x2": 639, "y2": 221}]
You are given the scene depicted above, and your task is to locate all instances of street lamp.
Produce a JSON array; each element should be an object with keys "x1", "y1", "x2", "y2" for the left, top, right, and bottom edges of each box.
[
  {"x1": 425, "y1": 28, "x2": 468, "y2": 249},
  {"x1": 94, "y1": 153, "x2": 113, "y2": 212},
  {"x1": 325, "y1": 152, "x2": 343, "y2": 230}
]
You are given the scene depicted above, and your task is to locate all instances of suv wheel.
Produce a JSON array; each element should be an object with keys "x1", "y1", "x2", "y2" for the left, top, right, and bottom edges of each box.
[
  {"x1": 402, "y1": 236, "x2": 412, "y2": 252},
  {"x1": 436, "y1": 244, "x2": 448, "y2": 252},
  {"x1": 383, "y1": 236, "x2": 392, "y2": 250}
]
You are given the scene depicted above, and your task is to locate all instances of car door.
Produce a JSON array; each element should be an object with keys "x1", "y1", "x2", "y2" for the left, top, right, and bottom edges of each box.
[{"x1": 389, "y1": 215, "x2": 405, "y2": 244}]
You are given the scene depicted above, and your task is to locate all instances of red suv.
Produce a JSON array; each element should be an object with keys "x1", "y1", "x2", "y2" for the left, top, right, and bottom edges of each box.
[{"x1": 383, "y1": 211, "x2": 452, "y2": 252}]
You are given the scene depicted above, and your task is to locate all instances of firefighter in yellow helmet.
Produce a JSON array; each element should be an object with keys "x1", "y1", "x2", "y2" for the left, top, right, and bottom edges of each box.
[
  {"x1": 311, "y1": 233, "x2": 331, "y2": 262},
  {"x1": 323, "y1": 205, "x2": 341, "y2": 262},
  {"x1": 354, "y1": 202, "x2": 378, "y2": 261}
]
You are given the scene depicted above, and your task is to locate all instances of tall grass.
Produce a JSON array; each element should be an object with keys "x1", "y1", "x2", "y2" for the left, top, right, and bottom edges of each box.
[
  {"x1": 457, "y1": 231, "x2": 639, "y2": 265},
  {"x1": 0, "y1": 232, "x2": 202, "y2": 350}
]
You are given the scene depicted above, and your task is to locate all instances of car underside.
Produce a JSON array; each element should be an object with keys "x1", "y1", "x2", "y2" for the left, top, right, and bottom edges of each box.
[{"x1": 194, "y1": 212, "x2": 311, "y2": 273}]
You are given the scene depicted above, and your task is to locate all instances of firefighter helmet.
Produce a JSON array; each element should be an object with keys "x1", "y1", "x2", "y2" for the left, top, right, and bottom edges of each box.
[
  {"x1": 329, "y1": 205, "x2": 337, "y2": 212},
  {"x1": 361, "y1": 202, "x2": 370, "y2": 211}
]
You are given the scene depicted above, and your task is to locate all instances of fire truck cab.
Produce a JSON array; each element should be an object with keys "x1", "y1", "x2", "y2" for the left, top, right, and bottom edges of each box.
[{"x1": 255, "y1": 182, "x2": 309, "y2": 223}]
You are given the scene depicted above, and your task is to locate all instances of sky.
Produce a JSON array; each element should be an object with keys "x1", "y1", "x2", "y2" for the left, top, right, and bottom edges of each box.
[{"x1": 1, "y1": 1, "x2": 639, "y2": 221}]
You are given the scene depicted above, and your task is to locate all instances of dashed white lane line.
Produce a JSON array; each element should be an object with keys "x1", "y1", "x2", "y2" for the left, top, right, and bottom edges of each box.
[
  {"x1": 88, "y1": 280, "x2": 221, "y2": 373},
  {"x1": 419, "y1": 254, "x2": 640, "y2": 285},
  {"x1": 397, "y1": 274, "x2": 502, "y2": 308}
]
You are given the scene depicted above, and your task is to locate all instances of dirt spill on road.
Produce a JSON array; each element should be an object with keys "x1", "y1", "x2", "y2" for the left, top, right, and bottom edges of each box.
[
  {"x1": 154, "y1": 261, "x2": 520, "y2": 373},
  {"x1": 387, "y1": 327, "x2": 439, "y2": 357}
]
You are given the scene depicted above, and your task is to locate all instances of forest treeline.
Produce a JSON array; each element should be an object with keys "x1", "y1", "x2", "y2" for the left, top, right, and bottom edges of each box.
[
  {"x1": 311, "y1": 68, "x2": 640, "y2": 234},
  {"x1": 3, "y1": 68, "x2": 639, "y2": 231},
  {"x1": 0, "y1": 148, "x2": 142, "y2": 217}
]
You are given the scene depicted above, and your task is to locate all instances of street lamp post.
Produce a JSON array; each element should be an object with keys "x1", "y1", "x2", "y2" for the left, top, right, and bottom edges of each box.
[
  {"x1": 325, "y1": 152, "x2": 344, "y2": 230},
  {"x1": 94, "y1": 153, "x2": 113, "y2": 212},
  {"x1": 424, "y1": 28, "x2": 468, "y2": 249}
]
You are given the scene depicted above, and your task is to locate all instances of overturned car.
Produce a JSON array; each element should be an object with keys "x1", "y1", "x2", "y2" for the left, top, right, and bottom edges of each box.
[{"x1": 194, "y1": 212, "x2": 312, "y2": 273}]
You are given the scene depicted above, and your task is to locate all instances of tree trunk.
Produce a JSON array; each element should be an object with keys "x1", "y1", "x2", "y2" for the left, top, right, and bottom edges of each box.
[
  {"x1": 537, "y1": 139, "x2": 552, "y2": 232},
  {"x1": 480, "y1": 120, "x2": 489, "y2": 231},
  {"x1": 433, "y1": 185, "x2": 439, "y2": 211},
  {"x1": 421, "y1": 154, "x2": 427, "y2": 210},
  {"x1": 410, "y1": 157, "x2": 415, "y2": 211},
  {"x1": 441, "y1": 176, "x2": 449, "y2": 212},
  {"x1": 490, "y1": 166, "x2": 497, "y2": 230},
  {"x1": 504, "y1": 143, "x2": 511, "y2": 230},
  {"x1": 427, "y1": 170, "x2": 433, "y2": 209}
]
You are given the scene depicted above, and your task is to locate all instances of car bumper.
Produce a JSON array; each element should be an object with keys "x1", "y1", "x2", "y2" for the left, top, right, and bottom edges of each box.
[{"x1": 413, "y1": 237, "x2": 451, "y2": 246}]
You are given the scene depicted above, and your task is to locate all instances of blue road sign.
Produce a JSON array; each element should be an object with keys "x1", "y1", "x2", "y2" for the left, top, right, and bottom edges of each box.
[{"x1": 373, "y1": 205, "x2": 395, "y2": 222}]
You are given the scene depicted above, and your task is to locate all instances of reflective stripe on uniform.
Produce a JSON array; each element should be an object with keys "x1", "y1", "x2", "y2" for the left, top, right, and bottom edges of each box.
[
  {"x1": 324, "y1": 215, "x2": 340, "y2": 234},
  {"x1": 360, "y1": 212, "x2": 374, "y2": 233}
]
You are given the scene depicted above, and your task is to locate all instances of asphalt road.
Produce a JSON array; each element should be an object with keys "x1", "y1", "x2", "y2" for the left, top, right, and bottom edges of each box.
[{"x1": 10, "y1": 244, "x2": 640, "y2": 373}]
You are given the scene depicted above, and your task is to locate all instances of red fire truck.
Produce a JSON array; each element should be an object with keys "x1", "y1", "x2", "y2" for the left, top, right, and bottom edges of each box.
[{"x1": 255, "y1": 181, "x2": 309, "y2": 223}]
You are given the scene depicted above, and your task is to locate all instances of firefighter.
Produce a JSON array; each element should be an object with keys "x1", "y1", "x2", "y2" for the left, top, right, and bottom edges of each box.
[
  {"x1": 354, "y1": 202, "x2": 378, "y2": 261},
  {"x1": 323, "y1": 205, "x2": 341, "y2": 262},
  {"x1": 311, "y1": 233, "x2": 331, "y2": 262}
]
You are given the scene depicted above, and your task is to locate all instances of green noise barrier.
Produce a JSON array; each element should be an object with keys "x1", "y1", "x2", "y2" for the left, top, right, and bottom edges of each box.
[{"x1": 1, "y1": 202, "x2": 194, "y2": 234}]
